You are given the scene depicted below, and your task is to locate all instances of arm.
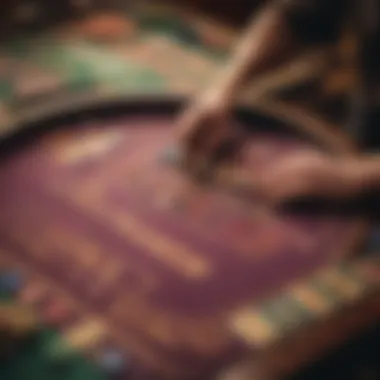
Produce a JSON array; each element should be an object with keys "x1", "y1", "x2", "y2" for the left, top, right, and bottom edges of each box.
[
  {"x1": 206, "y1": 0, "x2": 346, "y2": 107},
  {"x1": 208, "y1": 4, "x2": 298, "y2": 106}
]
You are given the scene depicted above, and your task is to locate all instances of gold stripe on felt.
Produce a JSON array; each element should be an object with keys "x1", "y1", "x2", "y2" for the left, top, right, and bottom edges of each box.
[
  {"x1": 317, "y1": 268, "x2": 365, "y2": 301},
  {"x1": 230, "y1": 309, "x2": 276, "y2": 347},
  {"x1": 63, "y1": 319, "x2": 107, "y2": 351},
  {"x1": 289, "y1": 285, "x2": 331, "y2": 315}
]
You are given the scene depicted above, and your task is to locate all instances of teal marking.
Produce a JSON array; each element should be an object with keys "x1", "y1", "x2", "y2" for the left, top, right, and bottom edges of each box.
[
  {"x1": 21, "y1": 40, "x2": 166, "y2": 92},
  {"x1": 66, "y1": 61, "x2": 96, "y2": 91},
  {"x1": 5, "y1": 38, "x2": 165, "y2": 92}
]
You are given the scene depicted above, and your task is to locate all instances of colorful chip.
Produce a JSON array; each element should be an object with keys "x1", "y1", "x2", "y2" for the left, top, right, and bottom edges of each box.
[
  {"x1": 43, "y1": 300, "x2": 72, "y2": 327},
  {"x1": 289, "y1": 284, "x2": 332, "y2": 316},
  {"x1": 317, "y1": 268, "x2": 365, "y2": 302},
  {"x1": 230, "y1": 309, "x2": 276, "y2": 347},
  {"x1": 64, "y1": 319, "x2": 107, "y2": 351},
  {"x1": 262, "y1": 295, "x2": 311, "y2": 334}
]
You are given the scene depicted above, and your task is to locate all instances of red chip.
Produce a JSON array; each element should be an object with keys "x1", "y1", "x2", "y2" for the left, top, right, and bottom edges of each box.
[{"x1": 43, "y1": 301, "x2": 71, "y2": 327}]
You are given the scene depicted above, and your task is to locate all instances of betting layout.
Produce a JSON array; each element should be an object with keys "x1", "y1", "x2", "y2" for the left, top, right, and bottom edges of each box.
[{"x1": 0, "y1": 116, "x2": 363, "y2": 379}]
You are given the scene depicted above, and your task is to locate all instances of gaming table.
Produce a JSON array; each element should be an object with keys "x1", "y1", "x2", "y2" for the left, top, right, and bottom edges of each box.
[{"x1": 0, "y1": 93, "x2": 378, "y2": 380}]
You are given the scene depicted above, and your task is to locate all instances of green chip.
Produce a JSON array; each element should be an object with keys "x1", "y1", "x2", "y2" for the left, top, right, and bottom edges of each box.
[
  {"x1": 47, "y1": 337, "x2": 76, "y2": 363},
  {"x1": 261, "y1": 294, "x2": 313, "y2": 335}
]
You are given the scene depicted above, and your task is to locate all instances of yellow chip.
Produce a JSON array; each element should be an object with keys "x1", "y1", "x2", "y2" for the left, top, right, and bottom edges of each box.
[
  {"x1": 289, "y1": 285, "x2": 331, "y2": 315},
  {"x1": 64, "y1": 319, "x2": 107, "y2": 350},
  {"x1": 230, "y1": 310, "x2": 276, "y2": 348},
  {"x1": 319, "y1": 269, "x2": 365, "y2": 301}
]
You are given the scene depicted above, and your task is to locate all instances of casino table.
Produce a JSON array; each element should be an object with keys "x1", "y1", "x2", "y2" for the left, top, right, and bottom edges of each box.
[
  {"x1": 0, "y1": 3, "x2": 379, "y2": 380},
  {"x1": 0, "y1": 91, "x2": 379, "y2": 380}
]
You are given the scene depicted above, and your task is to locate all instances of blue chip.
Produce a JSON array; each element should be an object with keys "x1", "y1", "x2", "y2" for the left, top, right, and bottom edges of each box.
[
  {"x1": 98, "y1": 348, "x2": 126, "y2": 375},
  {"x1": 0, "y1": 270, "x2": 24, "y2": 295}
]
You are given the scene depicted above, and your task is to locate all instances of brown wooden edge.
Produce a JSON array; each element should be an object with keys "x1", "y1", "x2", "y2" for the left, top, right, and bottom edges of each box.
[
  {"x1": 10, "y1": 90, "x2": 357, "y2": 156},
  {"x1": 218, "y1": 289, "x2": 380, "y2": 380}
]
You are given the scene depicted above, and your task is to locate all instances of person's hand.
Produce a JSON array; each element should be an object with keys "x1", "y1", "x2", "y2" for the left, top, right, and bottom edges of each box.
[
  {"x1": 177, "y1": 92, "x2": 242, "y2": 178},
  {"x1": 258, "y1": 151, "x2": 361, "y2": 204}
]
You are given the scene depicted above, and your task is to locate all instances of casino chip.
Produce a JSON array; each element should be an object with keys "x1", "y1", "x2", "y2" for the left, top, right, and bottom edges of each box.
[
  {"x1": 160, "y1": 145, "x2": 183, "y2": 167},
  {"x1": 47, "y1": 338, "x2": 76, "y2": 365},
  {"x1": 0, "y1": 270, "x2": 24, "y2": 296},
  {"x1": 43, "y1": 300, "x2": 71, "y2": 327},
  {"x1": 97, "y1": 347, "x2": 126, "y2": 377}
]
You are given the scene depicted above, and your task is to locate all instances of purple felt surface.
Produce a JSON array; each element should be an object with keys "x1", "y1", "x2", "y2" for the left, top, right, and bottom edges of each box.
[{"x1": 0, "y1": 116, "x2": 361, "y2": 379}]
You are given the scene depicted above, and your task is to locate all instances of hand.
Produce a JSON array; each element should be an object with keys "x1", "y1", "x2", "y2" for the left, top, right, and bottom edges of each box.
[
  {"x1": 258, "y1": 151, "x2": 361, "y2": 204},
  {"x1": 177, "y1": 92, "x2": 242, "y2": 177}
]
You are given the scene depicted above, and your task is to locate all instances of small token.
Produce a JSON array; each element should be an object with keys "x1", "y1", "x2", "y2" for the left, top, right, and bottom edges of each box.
[
  {"x1": 0, "y1": 271, "x2": 24, "y2": 295},
  {"x1": 160, "y1": 146, "x2": 183, "y2": 166},
  {"x1": 97, "y1": 348, "x2": 126, "y2": 376}
]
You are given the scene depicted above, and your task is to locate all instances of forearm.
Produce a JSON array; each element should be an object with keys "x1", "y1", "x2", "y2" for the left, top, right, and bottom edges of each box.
[{"x1": 209, "y1": 4, "x2": 298, "y2": 105}]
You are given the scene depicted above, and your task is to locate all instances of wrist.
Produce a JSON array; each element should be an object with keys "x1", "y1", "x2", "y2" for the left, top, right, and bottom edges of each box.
[
  {"x1": 344, "y1": 155, "x2": 380, "y2": 191},
  {"x1": 200, "y1": 87, "x2": 234, "y2": 113}
]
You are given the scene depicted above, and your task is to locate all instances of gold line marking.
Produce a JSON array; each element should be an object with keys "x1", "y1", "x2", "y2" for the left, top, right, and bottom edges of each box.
[
  {"x1": 49, "y1": 177, "x2": 211, "y2": 280},
  {"x1": 44, "y1": 128, "x2": 211, "y2": 279}
]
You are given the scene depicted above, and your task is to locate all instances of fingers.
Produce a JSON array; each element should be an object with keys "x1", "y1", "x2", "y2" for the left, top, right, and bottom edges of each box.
[{"x1": 177, "y1": 110, "x2": 243, "y2": 181}]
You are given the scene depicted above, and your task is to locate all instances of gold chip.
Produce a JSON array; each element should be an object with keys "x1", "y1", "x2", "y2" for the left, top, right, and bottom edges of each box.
[
  {"x1": 289, "y1": 285, "x2": 331, "y2": 315},
  {"x1": 230, "y1": 310, "x2": 276, "y2": 348},
  {"x1": 64, "y1": 319, "x2": 107, "y2": 350},
  {"x1": 318, "y1": 269, "x2": 365, "y2": 301}
]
